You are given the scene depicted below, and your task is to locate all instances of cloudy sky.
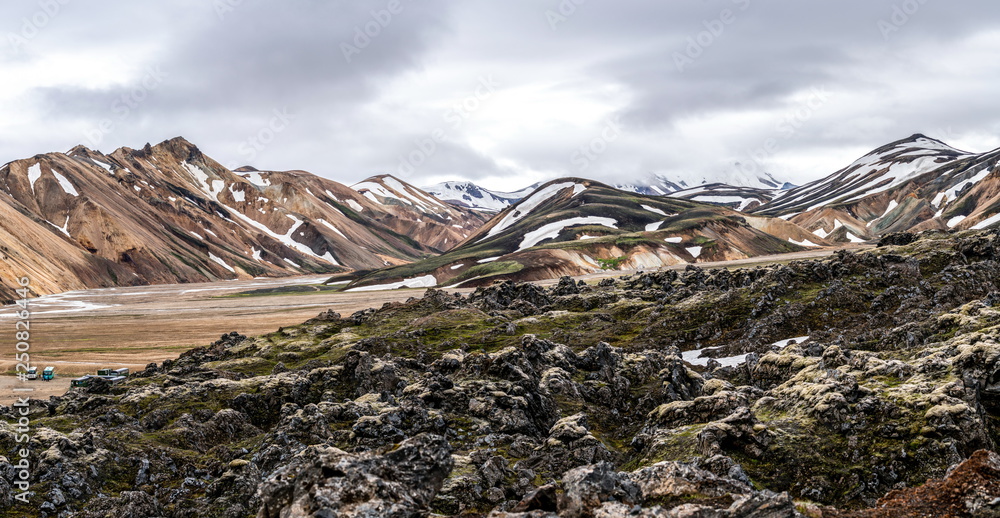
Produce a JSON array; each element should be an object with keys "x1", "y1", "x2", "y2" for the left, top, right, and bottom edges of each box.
[{"x1": 3, "y1": 1, "x2": 1000, "y2": 191}]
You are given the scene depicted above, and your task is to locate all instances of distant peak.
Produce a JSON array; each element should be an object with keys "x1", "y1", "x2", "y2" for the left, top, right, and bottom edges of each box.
[
  {"x1": 66, "y1": 144, "x2": 98, "y2": 158},
  {"x1": 539, "y1": 177, "x2": 600, "y2": 188},
  {"x1": 897, "y1": 133, "x2": 948, "y2": 147},
  {"x1": 160, "y1": 136, "x2": 196, "y2": 147},
  {"x1": 355, "y1": 174, "x2": 417, "y2": 190},
  {"x1": 148, "y1": 136, "x2": 205, "y2": 163}
]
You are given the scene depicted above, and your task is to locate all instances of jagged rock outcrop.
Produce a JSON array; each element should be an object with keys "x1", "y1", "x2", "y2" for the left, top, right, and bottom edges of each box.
[{"x1": 5, "y1": 230, "x2": 1000, "y2": 517}]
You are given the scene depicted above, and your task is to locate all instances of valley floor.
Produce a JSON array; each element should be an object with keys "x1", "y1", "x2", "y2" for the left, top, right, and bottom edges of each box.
[
  {"x1": 0, "y1": 245, "x2": 867, "y2": 397},
  {"x1": 0, "y1": 274, "x2": 476, "y2": 378}
]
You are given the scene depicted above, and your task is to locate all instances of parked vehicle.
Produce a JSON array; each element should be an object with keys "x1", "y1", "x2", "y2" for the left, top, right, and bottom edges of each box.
[
  {"x1": 75, "y1": 367, "x2": 130, "y2": 388},
  {"x1": 42, "y1": 367, "x2": 55, "y2": 381},
  {"x1": 25, "y1": 367, "x2": 38, "y2": 380},
  {"x1": 71, "y1": 375, "x2": 93, "y2": 387}
]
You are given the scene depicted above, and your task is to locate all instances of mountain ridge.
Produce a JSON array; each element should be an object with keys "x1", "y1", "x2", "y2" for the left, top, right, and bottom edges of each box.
[
  {"x1": 423, "y1": 180, "x2": 540, "y2": 212},
  {"x1": 0, "y1": 137, "x2": 486, "y2": 299},
  {"x1": 751, "y1": 133, "x2": 1000, "y2": 241},
  {"x1": 345, "y1": 177, "x2": 826, "y2": 290}
]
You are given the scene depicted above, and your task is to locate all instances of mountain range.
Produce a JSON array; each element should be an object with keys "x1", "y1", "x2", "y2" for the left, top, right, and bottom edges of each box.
[
  {"x1": 346, "y1": 178, "x2": 824, "y2": 290},
  {"x1": 423, "y1": 181, "x2": 539, "y2": 212},
  {"x1": 424, "y1": 171, "x2": 792, "y2": 213},
  {"x1": 2, "y1": 133, "x2": 999, "y2": 298},
  {"x1": 0, "y1": 137, "x2": 485, "y2": 299},
  {"x1": 614, "y1": 169, "x2": 791, "y2": 196}
]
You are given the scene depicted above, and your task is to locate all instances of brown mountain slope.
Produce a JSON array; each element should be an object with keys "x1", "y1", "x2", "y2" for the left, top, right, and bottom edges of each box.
[
  {"x1": 0, "y1": 137, "x2": 485, "y2": 299},
  {"x1": 352, "y1": 174, "x2": 488, "y2": 252}
]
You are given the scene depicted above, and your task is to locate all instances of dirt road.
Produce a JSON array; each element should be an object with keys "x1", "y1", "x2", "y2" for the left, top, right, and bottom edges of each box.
[{"x1": 0, "y1": 377, "x2": 72, "y2": 406}]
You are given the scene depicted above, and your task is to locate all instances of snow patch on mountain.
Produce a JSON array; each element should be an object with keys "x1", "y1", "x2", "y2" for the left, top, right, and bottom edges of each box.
[
  {"x1": 27, "y1": 164, "x2": 42, "y2": 193},
  {"x1": 484, "y1": 182, "x2": 585, "y2": 240},
  {"x1": 241, "y1": 171, "x2": 270, "y2": 187},
  {"x1": 424, "y1": 181, "x2": 539, "y2": 212},
  {"x1": 354, "y1": 175, "x2": 447, "y2": 214},
  {"x1": 641, "y1": 205, "x2": 667, "y2": 216},
  {"x1": 346, "y1": 275, "x2": 437, "y2": 292},
  {"x1": 52, "y1": 171, "x2": 78, "y2": 196},
  {"x1": 789, "y1": 238, "x2": 820, "y2": 247},
  {"x1": 517, "y1": 217, "x2": 618, "y2": 251},
  {"x1": 973, "y1": 213, "x2": 1000, "y2": 230},
  {"x1": 317, "y1": 219, "x2": 347, "y2": 239},
  {"x1": 209, "y1": 253, "x2": 235, "y2": 273}
]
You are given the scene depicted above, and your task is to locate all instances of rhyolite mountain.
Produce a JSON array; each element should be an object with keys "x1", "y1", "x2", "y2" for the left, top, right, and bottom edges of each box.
[
  {"x1": 0, "y1": 137, "x2": 486, "y2": 299},
  {"x1": 426, "y1": 171, "x2": 791, "y2": 212},
  {"x1": 423, "y1": 181, "x2": 540, "y2": 212},
  {"x1": 615, "y1": 169, "x2": 790, "y2": 196},
  {"x1": 6, "y1": 228, "x2": 1000, "y2": 516},
  {"x1": 348, "y1": 174, "x2": 488, "y2": 252},
  {"x1": 665, "y1": 183, "x2": 779, "y2": 212},
  {"x1": 751, "y1": 134, "x2": 1000, "y2": 242},
  {"x1": 345, "y1": 178, "x2": 829, "y2": 290}
]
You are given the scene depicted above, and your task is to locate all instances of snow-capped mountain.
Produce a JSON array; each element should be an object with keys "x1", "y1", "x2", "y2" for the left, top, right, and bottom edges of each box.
[
  {"x1": 427, "y1": 171, "x2": 791, "y2": 212},
  {"x1": 0, "y1": 137, "x2": 486, "y2": 299},
  {"x1": 350, "y1": 175, "x2": 488, "y2": 251},
  {"x1": 347, "y1": 178, "x2": 826, "y2": 290},
  {"x1": 615, "y1": 170, "x2": 790, "y2": 196},
  {"x1": 666, "y1": 183, "x2": 779, "y2": 212},
  {"x1": 751, "y1": 134, "x2": 1000, "y2": 241},
  {"x1": 422, "y1": 181, "x2": 540, "y2": 212}
]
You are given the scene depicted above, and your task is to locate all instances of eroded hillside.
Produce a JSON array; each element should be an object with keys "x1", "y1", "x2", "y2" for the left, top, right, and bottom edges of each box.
[{"x1": 0, "y1": 138, "x2": 486, "y2": 300}]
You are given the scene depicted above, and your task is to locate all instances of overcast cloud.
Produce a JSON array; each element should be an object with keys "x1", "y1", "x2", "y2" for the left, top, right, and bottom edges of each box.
[{"x1": 3, "y1": 0, "x2": 1000, "y2": 190}]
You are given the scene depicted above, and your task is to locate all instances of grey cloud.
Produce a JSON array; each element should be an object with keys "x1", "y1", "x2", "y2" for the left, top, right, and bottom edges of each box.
[{"x1": 2, "y1": 0, "x2": 1000, "y2": 191}]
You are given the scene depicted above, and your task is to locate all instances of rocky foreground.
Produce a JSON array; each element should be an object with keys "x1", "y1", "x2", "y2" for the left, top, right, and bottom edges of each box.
[{"x1": 3, "y1": 229, "x2": 1000, "y2": 517}]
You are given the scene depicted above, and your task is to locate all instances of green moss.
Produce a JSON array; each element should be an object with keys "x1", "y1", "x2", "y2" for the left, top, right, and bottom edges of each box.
[
  {"x1": 597, "y1": 256, "x2": 628, "y2": 270},
  {"x1": 626, "y1": 424, "x2": 705, "y2": 471}
]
